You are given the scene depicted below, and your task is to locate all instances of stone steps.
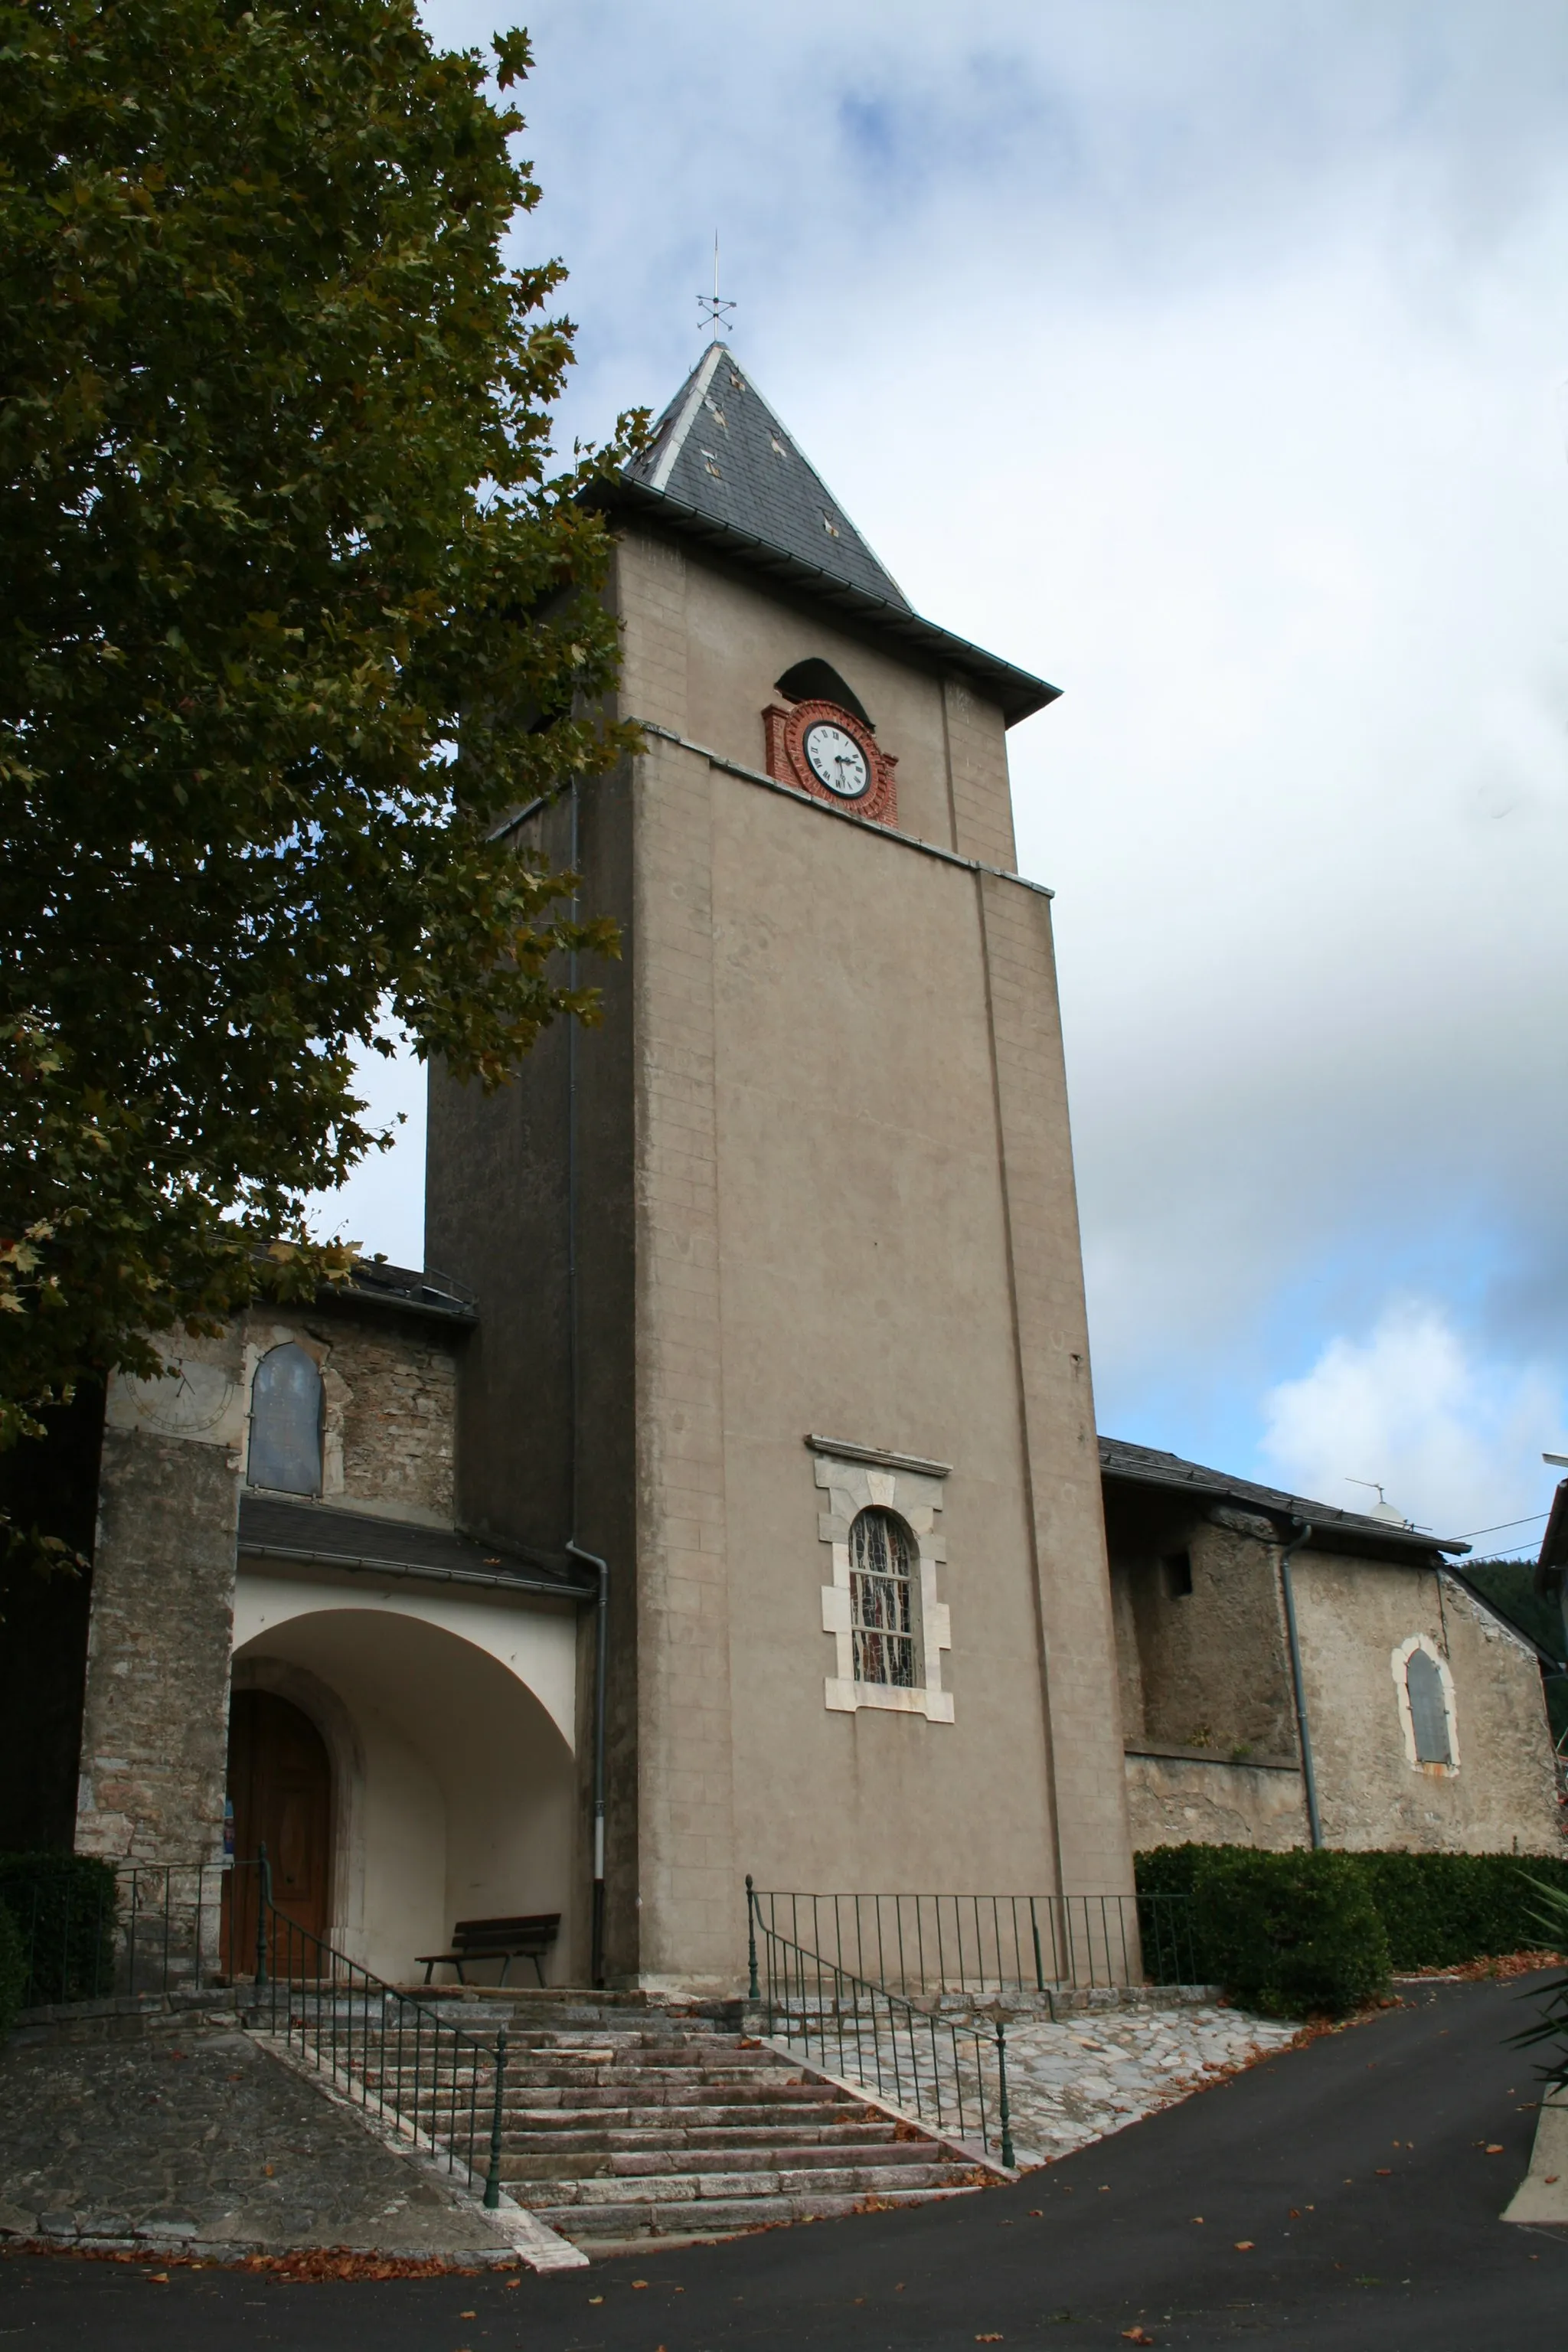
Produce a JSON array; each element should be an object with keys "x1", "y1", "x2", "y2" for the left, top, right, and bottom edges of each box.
[
  {"x1": 284, "y1": 2004, "x2": 994, "y2": 2246},
  {"x1": 524, "y1": 2182, "x2": 980, "y2": 2243}
]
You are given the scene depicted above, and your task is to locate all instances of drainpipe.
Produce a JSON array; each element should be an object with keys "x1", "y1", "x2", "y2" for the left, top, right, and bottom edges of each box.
[
  {"x1": 567, "y1": 1540, "x2": 610, "y2": 1987},
  {"x1": 1278, "y1": 1517, "x2": 1323, "y2": 1850},
  {"x1": 562, "y1": 776, "x2": 610, "y2": 1989}
]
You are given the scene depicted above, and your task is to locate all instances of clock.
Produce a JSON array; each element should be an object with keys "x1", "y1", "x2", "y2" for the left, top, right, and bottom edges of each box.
[
  {"x1": 760, "y1": 696, "x2": 898, "y2": 825},
  {"x1": 802, "y1": 719, "x2": 871, "y2": 800}
]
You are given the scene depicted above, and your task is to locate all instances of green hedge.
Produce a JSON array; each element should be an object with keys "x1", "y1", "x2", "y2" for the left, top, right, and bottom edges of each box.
[
  {"x1": 1136, "y1": 1844, "x2": 1568, "y2": 2013},
  {"x1": 0, "y1": 1852, "x2": 118, "y2": 2007},
  {"x1": 0, "y1": 1906, "x2": 25, "y2": 2038}
]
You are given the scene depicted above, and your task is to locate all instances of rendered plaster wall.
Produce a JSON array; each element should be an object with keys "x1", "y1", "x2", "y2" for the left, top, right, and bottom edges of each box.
[
  {"x1": 675, "y1": 544, "x2": 1020, "y2": 871},
  {"x1": 1294, "y1": 1557, "x2": 1561, "y2": 1855},
  {"x1": 1112, "y1": 1510, "x2": 1298, "y2": 1762},
  {"x1": 77, "y1": 1325, "x2": 247, "y2": 1864},
  {"x1": 618, "y1": 526, "x2": 1129, "y2": 1988},
  {"x1": 423, "y1": 521, "x2": 1127, "y2": 1989},
  {"x1": 1123, "y1": 1751, "x2": 1310, "y2": 1852}
]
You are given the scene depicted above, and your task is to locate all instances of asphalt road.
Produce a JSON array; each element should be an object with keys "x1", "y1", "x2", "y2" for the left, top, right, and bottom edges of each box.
[{"x1": 2, "y1": 1975, "x2": 1562, "y2": 2350}]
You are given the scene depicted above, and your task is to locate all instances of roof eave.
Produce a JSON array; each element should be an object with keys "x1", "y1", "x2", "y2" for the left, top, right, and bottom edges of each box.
[
  {"x1": 1099, "y1": 1455, "x2": 1468, "y2": 1560},
  {"x1": 590, "y1": 477, "x2": 1060, "y2": 727}
]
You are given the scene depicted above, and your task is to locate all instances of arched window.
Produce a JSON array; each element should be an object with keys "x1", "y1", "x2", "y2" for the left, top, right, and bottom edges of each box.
[
  {"x1": 849, "y1": 1508, "x2": 916, "y2": 1688},
  {"x1": 1404, "y1": 1647, "x2": 1452, "y2": 1766},
  {"x1": 247, "y1": 1343, "x2": 323, "y2": 1495}
]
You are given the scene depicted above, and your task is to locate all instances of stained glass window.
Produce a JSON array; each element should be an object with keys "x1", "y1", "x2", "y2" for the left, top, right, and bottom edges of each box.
[
  {"x1": 247, "y1": 1343, "x2": 322, "y2": 1495},
  {"x1": 850, "y1": 1508, "x2": 916, "y2": 1688}
]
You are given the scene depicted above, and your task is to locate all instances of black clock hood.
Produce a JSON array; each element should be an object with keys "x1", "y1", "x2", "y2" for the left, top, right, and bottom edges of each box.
[{"x1": 590, "y1": 341, "x2": 1059, "y2": 728}]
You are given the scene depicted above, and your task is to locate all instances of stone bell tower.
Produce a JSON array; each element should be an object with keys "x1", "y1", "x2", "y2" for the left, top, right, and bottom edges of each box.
[{"x1": 426, "y1": 341, "x2": 1133, "y2": 1990}]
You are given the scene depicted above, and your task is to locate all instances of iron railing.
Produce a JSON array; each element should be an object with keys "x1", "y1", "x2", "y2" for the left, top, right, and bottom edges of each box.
[
  {"x1": 745, "y1": 1878, "x2": 1014, "y2": 2166},
  {"x1": 10, "y1": 1860, "x2": 261, "y2": 2007},
  {"x1": 250, "y1": 1854, "x2": 511, "y2": 2210},
  {"x1": 745, "y1": 1886, "x2": 1198, "y2": 1998}
]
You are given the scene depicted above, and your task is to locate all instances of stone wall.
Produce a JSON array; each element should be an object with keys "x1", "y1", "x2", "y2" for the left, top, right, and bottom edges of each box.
[
  {"x1": 76, "y1": 1302, "x2": 466, "y2": 1867},
  {"x1": 1296, "y1": 1556, "x2": 1561, "y2": 1856},
  {"x1": 1115, "y1": 1507, "x2": 1297, "y2": 1762},
  {"x1": 1123, "y1": 1746, "x2": 1309, "y2": 1851},
  {"x1": 243, "y1": 1308, "x2": 458, "y2": 1526},
  {"x1": 77, "y1": 1325, "x2": 247, "y2": 1863},
  {"x1": 1107, "y1": 1486, "x2": 1563, "y2": 1858}
]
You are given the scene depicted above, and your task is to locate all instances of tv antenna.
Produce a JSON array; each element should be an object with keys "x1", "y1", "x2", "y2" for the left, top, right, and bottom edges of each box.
[
  {"x1": 1346, "y1": 1477, "x2": 1406, "y2": 1527},
  {"x1": 697, "y1": 233, "x2": 736, "y2": 343}
]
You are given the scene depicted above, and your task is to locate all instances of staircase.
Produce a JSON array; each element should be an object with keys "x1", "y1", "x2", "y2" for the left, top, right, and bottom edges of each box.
[{"x1": 285, "y1": 1990, "x2": 995, "y2": 2248}]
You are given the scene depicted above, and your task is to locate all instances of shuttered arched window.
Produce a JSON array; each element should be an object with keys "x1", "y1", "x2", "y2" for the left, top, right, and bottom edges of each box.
[
  {"x1": 1405, "y1": 1646, "x2": 1452, "y2": 1765},
  {"x1": 247, "y1": 1343, "x2": 323, "y2": 1496},
  {"x1": 849, "y1": 1507, "x2": 916, "y2": 1688}
]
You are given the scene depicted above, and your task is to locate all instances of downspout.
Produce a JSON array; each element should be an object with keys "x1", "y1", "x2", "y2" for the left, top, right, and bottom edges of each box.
[
  {"x1": 567, "y1": 1540, "x2": 609, "y2": 1988},
  {"x1": 1278, "y1": 1517, "x2": 1323, "y2": 1850},
  {"x1": 565, "y1": 773, "x2": 611, "y2": 1989}
]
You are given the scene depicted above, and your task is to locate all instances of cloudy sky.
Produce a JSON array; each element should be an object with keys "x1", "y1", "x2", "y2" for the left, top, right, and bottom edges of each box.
[{"x1": 321, "y1": 1, "x2": 1568, "y2": 1556}]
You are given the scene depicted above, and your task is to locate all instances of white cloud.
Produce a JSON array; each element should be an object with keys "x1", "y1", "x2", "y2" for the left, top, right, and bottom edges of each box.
[
  {"x1": 1258, "y1": 1301, "x2": 1564, "y2": 1544},
  {"x1": 302, "y1": 1038, "x2": 426, "y2": 1271},
  {"x1": 318, "y1": 2, "x2": 1568, "y2": 1521}
]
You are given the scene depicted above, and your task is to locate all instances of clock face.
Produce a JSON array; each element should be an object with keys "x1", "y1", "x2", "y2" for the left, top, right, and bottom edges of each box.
[{"x1": 802, "y1": 718, "x2": 871, "y2": 800}]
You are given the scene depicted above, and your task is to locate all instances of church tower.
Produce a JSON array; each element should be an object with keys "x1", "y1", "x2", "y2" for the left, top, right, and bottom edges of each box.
[{"x1": 426, "y1": 344, "x2": 1133, "y2": 1989}]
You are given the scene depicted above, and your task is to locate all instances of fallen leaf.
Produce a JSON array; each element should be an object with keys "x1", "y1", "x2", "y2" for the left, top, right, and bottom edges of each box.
[
  {"x1": 1485, "y1": 2145, "x2": 1504, "y2": 2154},
  {"x1": 460, "y1": 2314, "x2": 475, "y2": 2321},
  {"x1": 976, "y1": 2336, "x2": 1004, "y2": 2343},
  {"x1": 1028, "y1": 2209, "x2": 1043, "y2": 2216},
  {"x1": 1191, "y1": 2216, "x2": 1204, "y2": 2224},
  {"x1": 1289, "y1": 2209, "x2": 1300, "y2": 2220},
  {"x1": 588, "y1": 2295, "x2": 603, "y2": 2305},
  {"x1": 1375, "y1": 2168, "x2": 1391, "y2": 2177},
  {"x1": 1234, "y1": 2240, "x2": 1254, "y2": 2252},
  {"x1": 632, "y1": 2279, "x2": 648, "y2": 2289},
  {"x1": 146, "y1": 2274, "x2": 168, "y2": 2285},
  {"x1": 506, "y1": 2280, "x2": 521, "y2": 2289},
  {"x1": 1122, "y1": 2331, "x2": 1155, "y2": 2346},
  {"x1": 1546, "y1": 2175, "x2": 1560, "y2": 2185}
]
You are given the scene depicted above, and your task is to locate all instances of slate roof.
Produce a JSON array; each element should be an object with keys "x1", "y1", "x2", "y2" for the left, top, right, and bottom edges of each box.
[
  {"x1": 1099, "y1": 1436, "x2": 1468, "y2": 1560},
  {"x1": 626, "y1": 342, "x2": 910, "y2": 607},
  {"x1": 599, "y1": 343, "x2": 1058, "y2": 727},
  {"x1": 237, "y1": 1494, "x2": 590, "y2": 1598}
]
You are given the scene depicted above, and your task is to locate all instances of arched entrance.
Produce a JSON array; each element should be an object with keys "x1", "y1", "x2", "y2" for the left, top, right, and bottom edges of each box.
[
  {"x1": 224, "y1": 1689, "x2": 332, "y2": 1974},
  {"x1": 229, "y1": 1589, "x2": 580, "y2": 1982}
]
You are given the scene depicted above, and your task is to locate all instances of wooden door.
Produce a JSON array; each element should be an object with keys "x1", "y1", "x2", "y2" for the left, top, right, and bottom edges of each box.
[{"x1": 224, "y1": 1690, "x2": 332, "y2": 1977}]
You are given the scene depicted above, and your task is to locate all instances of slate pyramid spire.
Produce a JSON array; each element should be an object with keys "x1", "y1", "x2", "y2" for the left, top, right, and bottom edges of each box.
[{"x1": 623, "y1": 344, "x2": 910, "y2": 610}]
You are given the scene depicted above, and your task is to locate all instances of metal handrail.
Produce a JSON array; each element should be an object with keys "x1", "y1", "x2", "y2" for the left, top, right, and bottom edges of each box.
[
  {"x1": 745, "y1": 1886, "x2": 1198, "y2": 1996},
  {"x1": 745, "y1": 1877, "x2": 1014, "y2": 2167},
  {"x1": 8, "y1": 1860, "x2": 266, "y2": 2007},
  {"x1": 250, "y1": 1849, "x2": 511, "y2": 2210}
]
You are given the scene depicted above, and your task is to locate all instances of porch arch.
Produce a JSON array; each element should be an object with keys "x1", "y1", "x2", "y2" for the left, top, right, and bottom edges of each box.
[{"x1": 230, "y1": 1593, "x2": 578, "y2": 1983}]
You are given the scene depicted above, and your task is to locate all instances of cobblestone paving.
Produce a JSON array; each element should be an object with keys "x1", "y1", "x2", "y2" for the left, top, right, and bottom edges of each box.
[
  {"x1": 1000, "y1": 2003, "x2": 1301, "y2": 2163},
  {"x1": 0, "y1": 2015, "x2": 506, "y2": 2259},
  {"x1": 776, "y1": 2001, "x2": 1300, "y2": 2170}
]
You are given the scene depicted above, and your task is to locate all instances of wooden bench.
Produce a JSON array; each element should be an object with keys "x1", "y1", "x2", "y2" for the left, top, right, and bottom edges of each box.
[{"x1": 416, "y1": 1913, "x2": 560, "y2": 1988}]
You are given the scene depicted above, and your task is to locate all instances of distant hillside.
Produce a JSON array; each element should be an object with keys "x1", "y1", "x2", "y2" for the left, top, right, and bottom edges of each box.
[{"x1": 1462, "y1": 1558, "x2": 1564, "y2": 1664}]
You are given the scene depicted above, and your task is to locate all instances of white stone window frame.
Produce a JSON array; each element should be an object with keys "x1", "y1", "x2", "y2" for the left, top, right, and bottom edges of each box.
[
  {"x1": 1391, "y1": 1632, "x2": 1460, "y2": 1775},
  {"x1": 811, "y1": 1436, "x2": 953, "y2": 1723}
]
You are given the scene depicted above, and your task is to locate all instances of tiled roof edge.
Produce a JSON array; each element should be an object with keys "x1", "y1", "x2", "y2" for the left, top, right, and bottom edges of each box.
[{"x1": 589, "y1": 476, "x2": 1060, "y2": 727}]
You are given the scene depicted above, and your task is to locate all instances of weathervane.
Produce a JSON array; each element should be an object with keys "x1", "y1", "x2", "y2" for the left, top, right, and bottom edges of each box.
[{"x1": 697, "y1": 234, "x2": 736, "y2": 343}]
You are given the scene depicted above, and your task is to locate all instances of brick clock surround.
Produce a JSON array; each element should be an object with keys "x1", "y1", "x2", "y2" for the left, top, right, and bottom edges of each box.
[{"x1": 762, "y1": 697, "x2": 899, "y2": 826}]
